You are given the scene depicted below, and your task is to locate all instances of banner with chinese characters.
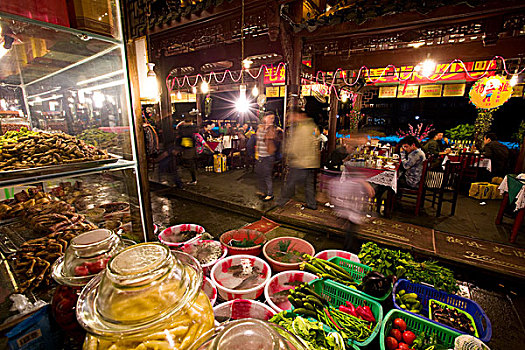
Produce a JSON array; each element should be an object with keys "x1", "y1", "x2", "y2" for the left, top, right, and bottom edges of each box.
[
  {"x1": 397, "y1": 85, "x2": 419, "y2": 98},
  {"x1": 263, "y1": 65, "x2": 286, "y2": 85},
  {"x1": 265, "y1": 86, "x2": 280, "y2": 98},
  {"x1": 379, "y1": 86, "x2": 397, "y2": 98},
  {"x1": 301, "y1": 85, "x2": 312, "y2": 96},
  {"x1": 469, "y1": 76, "x2": 513, "y2": 109},
  {"x1": 365, "y1": 60, "x2": 498, "y2": 84},
  {"x1": 419, "y1": 85, "x2": 443, "y2": 98},
  {"x1": 443, "y1": 84, "x2": 466, "y2": 97}
]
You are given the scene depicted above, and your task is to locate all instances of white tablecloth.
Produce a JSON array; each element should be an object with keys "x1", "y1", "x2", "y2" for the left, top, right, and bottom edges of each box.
[
  {"x1": 442, "y1": 155, "x2": 491, "y2": 172},
  {"x1": 498, "y1": 175, "x2": 525, "y2": 210},
  {"x1": 343, "y1": 162, "x2": 398, "y2": 193}
]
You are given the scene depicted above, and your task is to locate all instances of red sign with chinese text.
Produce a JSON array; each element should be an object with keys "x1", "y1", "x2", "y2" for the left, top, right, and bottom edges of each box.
[
  {"x1": 364, "y1": 60, "x2": 498, "y2": 85},
  {"x1": 263, "y1": 65, "x2": 286, "y2": 84}
]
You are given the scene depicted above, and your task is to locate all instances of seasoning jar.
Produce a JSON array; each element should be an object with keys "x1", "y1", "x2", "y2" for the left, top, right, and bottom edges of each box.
[
  {"x1": 190, "y1": 319, "x2": 308, "y2": 350},
  {"x1": 77, "y1": 242, "x2": 214, "y2": 350},
  {"x1": 51, "y1": 229, "x2": 127, "y2": 341}
]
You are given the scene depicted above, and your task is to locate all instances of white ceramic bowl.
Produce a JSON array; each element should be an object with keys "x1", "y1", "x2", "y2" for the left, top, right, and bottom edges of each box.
[
  {"x1": 314, "y1": 250, "x2": 360, "y2": 263},
  {"x1": 210, "y1": 254, "x2": 271, "y2": 301},
  {"x1": 202, "y1": 276, "x2": 218, "y2": 306},
  {"x1": 213, "y1": 299, "x2": 276, "y2": 322},
  {"x1": 158, "y1": 224, "x2": 205, "y2": 249},
  {"x1": 264, "y1": 270, "x2": 318, "y2": 313}
]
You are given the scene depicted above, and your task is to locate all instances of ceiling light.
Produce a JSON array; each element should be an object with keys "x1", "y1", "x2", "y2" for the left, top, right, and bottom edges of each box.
[
  {"x1": 200, "y1": 81, "x2": 209, "y2": 94},
  {"x1": 192, "y1": 86, "x2": 197, "y2": 94},
  {"x1": 510, "y1": 75, "x2": 518, "y2": 87},
  {"x1": 252, "y1": 85, "x2": 259, "y2": 97},
  {"x1": 243, "y1": 59, "x2": 253, "y2": 69},
  {"x1": 419, "y1": 59, "x2": 436, "y2": 78},
  {"x1": 176, "y1": 91, "x2": 182, "y2": 99}
]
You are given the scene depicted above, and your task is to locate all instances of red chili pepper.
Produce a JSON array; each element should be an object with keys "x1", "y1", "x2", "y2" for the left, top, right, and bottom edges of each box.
[
  {"x1": 357, "y1": 306, "x2": 375, "y2": 323},
  {"x1": 338, "y1": 305, "x2": 358, "y2": 317},
  {"x1": 344, "y1": 301, "x2": 357, "y2": 315},
  {"x1": 363, "y1": 305, "x2": 376, "y2": 322},
  {"x1": 324, "y1": 308, "x2": 341, "y2": 330}
]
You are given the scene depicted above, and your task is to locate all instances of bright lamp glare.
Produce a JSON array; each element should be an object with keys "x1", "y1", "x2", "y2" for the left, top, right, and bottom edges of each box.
[
  {"x1": 235, "y1": 96, "x2": 249, "y2": 113},
  {"x1": 201, "y1": 81, "x2": 209, "y2": 94},
  {"x1": 510, "y1": 75, "x2": 518, "y2": 87},
  {"x1": 192, "y1": 86, "x2": 197, "y2": 94},
  {"x1": 92, "y1": 91, "x2": 105, "y2": 108},
  {"x1": 176, "y1": 91, "x2": 182, "y2": 99},
  {"x1": 252, "y1": 86, "x2": 259, "y2": 97},
  {"x1": 421, "y1": 59, "x2": 436, "y2": 78}
]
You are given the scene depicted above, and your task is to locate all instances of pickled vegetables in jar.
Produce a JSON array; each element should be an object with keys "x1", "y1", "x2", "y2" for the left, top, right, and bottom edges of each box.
[{"x1": 77, "y1": 243, "x2": 214, "y2": 350}]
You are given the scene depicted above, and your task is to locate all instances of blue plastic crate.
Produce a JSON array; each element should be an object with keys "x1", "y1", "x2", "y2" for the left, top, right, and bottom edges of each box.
[{"x1": 392, "y1": 279, "x2": 492, "y2": 342}]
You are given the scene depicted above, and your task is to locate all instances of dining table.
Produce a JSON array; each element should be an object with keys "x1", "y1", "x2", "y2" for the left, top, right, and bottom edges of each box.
[
  {"x1": 442, "y1": 154, "x2": 492, "y2": 171},
  {"x1": 496, "y1": 174, "x2": 525, "y2": 243}
]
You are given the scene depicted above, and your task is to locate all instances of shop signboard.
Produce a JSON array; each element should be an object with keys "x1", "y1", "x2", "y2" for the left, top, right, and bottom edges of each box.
[
  {"x1": 170, "y1": 92, "x2": 196, "y2": 102},
  {"x1": 265, "y1": 86, "x2": 280, "y2": 98},
  {"x1": 443, "y1": 83, "x2": 466, "y2": 97},
  {"x1": 379, "y1": 86, "x2": 397, "y2": 98},
  {"x1": 511, "y1": 85, "x2": 524, "y2": 98},
  {"x1": 419, "y1": 84, "x2": 443, "y2": 98},
  {"x1": 279, "y1": 86, "x2": 286, "y2": 97},
  {"x1": 397, "y1": 85, "x2": 419, "y2": 98},
  {"x1": 365, "y1": 60, "x2": 498, "y2": 84},
  {"x1": 301, "y1": 84, "x2": 312, "y2": 96},
  {"x1": 263, "y1": 65, "x2": 286, "y2": 85},
  {"x1": 469, "y1": 76, "x2": 513, "y2": 109}
]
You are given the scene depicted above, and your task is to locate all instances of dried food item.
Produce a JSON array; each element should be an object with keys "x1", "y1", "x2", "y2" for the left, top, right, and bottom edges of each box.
[{"x1": 0, "y1": 129, "x2": 110, "y2": 171}]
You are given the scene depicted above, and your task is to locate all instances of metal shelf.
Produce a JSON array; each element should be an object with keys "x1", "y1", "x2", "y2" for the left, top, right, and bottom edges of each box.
[{"x1": 0, "y1": 159, "x2": 137, "y2": 188}]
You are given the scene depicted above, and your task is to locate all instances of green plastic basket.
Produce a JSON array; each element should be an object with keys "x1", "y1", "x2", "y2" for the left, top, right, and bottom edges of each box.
[
  {"x1": 380, "y1": 309, "x2": 462, "y2": 350},
  {"x1": 328, "y1": 256, "x2": 392, "y2": 302},
  {"x1": 429, "y1": 299, "x2": 479, "y2": 338},
  {"x1": 308, "y1": 278, "x2": 383, "y2": 347}
]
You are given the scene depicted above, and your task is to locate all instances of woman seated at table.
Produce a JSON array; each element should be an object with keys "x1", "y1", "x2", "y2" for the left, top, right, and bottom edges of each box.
[{"x1": 422, "y1": 131, "x2": 450, "y2": 171}]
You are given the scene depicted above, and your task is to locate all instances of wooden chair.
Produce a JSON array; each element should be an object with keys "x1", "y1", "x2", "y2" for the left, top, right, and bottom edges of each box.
[
  {"x1": 458, "y1": 151, "x2": 481, "y2": 187},
  {"x1": 422, "y1": 161, "x2": 462, "y2": 217},
  {"x1": 395, "y1": 158, "x2": 429, "y2": 216}
]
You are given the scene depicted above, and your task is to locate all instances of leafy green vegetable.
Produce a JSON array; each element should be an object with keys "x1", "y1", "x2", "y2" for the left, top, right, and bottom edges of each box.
[
  {"x1": 358, "y1": 242, "x2": 458, "y2": 293},
  {"x1": 269, "y1": 312, "x2": 345, "y2": 350}
]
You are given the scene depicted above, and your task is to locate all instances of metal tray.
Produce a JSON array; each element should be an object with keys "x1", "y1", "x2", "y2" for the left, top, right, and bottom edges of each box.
[{"x1": 0, "y1": 156, "x2": 119, "y2": 181}]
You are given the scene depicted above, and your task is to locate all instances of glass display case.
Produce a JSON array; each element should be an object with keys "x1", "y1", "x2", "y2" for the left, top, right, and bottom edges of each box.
[{"x1": 0, "y1": 0, "x2": 147, "y2": 314}]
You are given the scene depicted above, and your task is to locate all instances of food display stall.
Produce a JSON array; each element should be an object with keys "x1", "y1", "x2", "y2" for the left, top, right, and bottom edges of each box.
[{"x1": 0, "y1": 1, "x2": 151, "y2": 348}]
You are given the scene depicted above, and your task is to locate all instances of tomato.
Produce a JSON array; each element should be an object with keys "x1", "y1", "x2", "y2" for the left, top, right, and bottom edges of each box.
[
  {"x1": 385, "y1": 336, "x2": 398, "y2": 350},
  {"x1": 402, "y1": 330, "x2": 416, "y2": 345},
  {"x1": 389, "y1": 328, "x2": 403, "y2": 341},
  {"x1": 393, "y1": 318, "x2": 407, "y2": 331},
  {"x1": 74, "y1": 265, "x2": 90, "y2": 276},
  {"x1": 398, "y1": 343, "x2": 410, "y2": 350}
]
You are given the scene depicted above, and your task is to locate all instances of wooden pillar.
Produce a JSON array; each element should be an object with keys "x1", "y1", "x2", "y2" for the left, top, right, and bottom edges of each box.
[
  {"x1": 196, "y1": 93, "x2": 203, "y2": 126},
  {"x1": 159, "y1": 59, "x2": 174, "y2": 147},
  {"x1": 126, "y1": 40, "x2": 154, "y2": 242},
  {"x1": 328, "y1": 88, "x2": 338, "y2": 154}
]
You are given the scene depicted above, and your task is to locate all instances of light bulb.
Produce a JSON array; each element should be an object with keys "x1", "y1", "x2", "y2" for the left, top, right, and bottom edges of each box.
[
  {"x1": 341, "y1": 94, "x2": 348, "y2": 103},
  {"x1": 235, "y1": 96, "x2": 249, "y2": 113},
  {"x1": 176, "y1": 91, "x2": 182, "y2": 99},
  {"x1": 239, "y1": 84, "x2": 247, "y2": 99},
  {"x1": 192, "y1": 86, "x2": 197, "y2": 94},
  {"x1": 510, "y1": 75, "x2": 518, "y2": 87},
  {"x1": 243, "y1": 59, "x2": 253, "y2": 69},
  {"x1": 420, "y1": 59, "x2": 436, "y2": 78},
  {"x1": 252, "y1": 85, "x2": 259, "y2": 97},
  {"x1": 201, "y1": 81, "x2": 209, "y2": 94}
]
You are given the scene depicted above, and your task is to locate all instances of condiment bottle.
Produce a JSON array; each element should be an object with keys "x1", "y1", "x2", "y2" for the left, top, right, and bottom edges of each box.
[{"x1": 77, "y1": 243, "x2": 214, "y2": 350}]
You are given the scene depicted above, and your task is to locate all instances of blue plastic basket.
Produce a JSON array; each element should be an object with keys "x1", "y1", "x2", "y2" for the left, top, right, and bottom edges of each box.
[{"x1": 392, "y1": 279, "x2": 492, "y2": 342}]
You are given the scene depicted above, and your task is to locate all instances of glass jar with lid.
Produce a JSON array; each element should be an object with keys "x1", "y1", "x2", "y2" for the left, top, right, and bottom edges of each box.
[
  {"x1": 77, "y1": 242, "x2": 214, "y2": 350},
  {"x1": 190, "y1": 319, "x2": 308, "y2": 350},
  {"x1": 51, "y1": 229, "x2": 127, "y2": 341}
]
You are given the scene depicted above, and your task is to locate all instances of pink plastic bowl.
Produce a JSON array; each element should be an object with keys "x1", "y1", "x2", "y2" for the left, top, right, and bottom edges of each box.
[
  {"x1": 262, "y1": 236, "x2": 315, "y2": 272},
  {"x1": 158, "y1": 224, "x2": 205, "y2": 249},
  {"x1": 202, "y1": 277, "x2": 218, "y2": 306},
  {"x1": 182, "y1": 239, "x2": 228, "y2": 276},
  {"x1": 314, "y1": 250, "x2": 360, "y2": 263},
  {"x1": 210, "y1": 254, "x2": 271, "y2": 301},
  {"x1": 213, "y1": 299, "x2": 276, "y2": 322},
  {"x1": 220, "y1": 229, "x2": 266, "y2": 256},
  {"x1": 264, "y1": 270, "x2": 318, "y2": 313}
]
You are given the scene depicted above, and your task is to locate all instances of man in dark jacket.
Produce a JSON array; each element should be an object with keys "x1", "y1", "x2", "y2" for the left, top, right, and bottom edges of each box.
[
  {"x1": 422, "y1": 131, "x2": 450, "y2": 170},
  {"x1": 483, "y1": 133, "x2": 509, "y2": 177}
]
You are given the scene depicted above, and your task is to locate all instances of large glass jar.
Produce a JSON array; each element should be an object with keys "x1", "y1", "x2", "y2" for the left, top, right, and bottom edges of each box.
[
  {"x1": 190, "y1": 319, "x2": 308, "y2": 350},
  {"x1": 77, "y1": 242, "x2": 214, "y2": 350},
  {"x1": 51, "y1": 229, "x2": 127, "y2": 341}
]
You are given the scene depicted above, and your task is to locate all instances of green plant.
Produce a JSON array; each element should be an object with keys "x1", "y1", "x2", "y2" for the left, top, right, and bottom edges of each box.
[
  {"x1": 277, "y1": 239, "x2": 292, "y2": 252},
  {"x1": 513, "y1": 121, "x2": 525, "y2": 144},
  {"x1": 445, "y1": 124, "x2": 475, "y2": 141},
  {"x1": 474, "y1": 107, "x2": 499, "y2": 145}
]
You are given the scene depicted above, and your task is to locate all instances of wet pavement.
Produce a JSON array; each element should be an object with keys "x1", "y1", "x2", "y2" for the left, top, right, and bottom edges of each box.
[{"x1": 150, "y1": 187, "x2": 525, "y2": 350}]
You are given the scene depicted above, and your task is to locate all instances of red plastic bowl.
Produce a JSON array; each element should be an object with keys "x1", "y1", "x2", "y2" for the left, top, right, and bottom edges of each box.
[
  {"x1": 220, "y1": 229, "x2": 266, "y2": 256},
  {"x1": 263, "y1": 236, "x2": 315, "y2": 272},
  {"x1": 158, "y1": 224, "x2": 205, "y2": 249}
]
